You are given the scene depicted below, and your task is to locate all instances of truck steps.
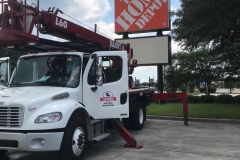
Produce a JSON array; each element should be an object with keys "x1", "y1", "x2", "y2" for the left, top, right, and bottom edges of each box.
[
  {"x1": 91, "y1": 120, "x2": 109, "y2": 143},
  {"x1": 92, "y1": 133, "x2": 110, "y2": 142}
]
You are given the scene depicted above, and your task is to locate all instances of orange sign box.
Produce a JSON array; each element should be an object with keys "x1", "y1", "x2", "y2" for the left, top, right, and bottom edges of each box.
[{"x1": 115, "y1": 0, "x2": 169, "y2": 34}]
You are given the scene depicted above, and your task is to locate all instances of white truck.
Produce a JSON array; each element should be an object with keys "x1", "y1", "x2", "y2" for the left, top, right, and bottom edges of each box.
[
  {"x1": 0, "y1": 1, "x2": 152, "y2": 159},
  {"x1": 0, "y1": 51, "x2": 151, "y2": 160}
]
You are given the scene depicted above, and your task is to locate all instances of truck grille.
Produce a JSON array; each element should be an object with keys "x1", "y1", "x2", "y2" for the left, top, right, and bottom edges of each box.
[
  {"x1": 0, "y1": 140, "x2": 18, "y2": 148},
  {"x1": 0, "y1": 107, "x2": 24, "y2": 128}
]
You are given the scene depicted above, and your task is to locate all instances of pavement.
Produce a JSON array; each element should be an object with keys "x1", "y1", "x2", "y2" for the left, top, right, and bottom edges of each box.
[
  {"x1": 2, "y1": 118, "x2": 240, "y2": 160},
  {"x1": 216, "y1": 88, "x2": 240, "y2": 94},
  {"x1": 147, "y1": 115, "x2": 240, "y2": 124}
]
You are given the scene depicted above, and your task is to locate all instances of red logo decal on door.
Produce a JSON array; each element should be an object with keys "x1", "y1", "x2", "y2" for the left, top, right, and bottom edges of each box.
[{"x1": 100, "y1": 91, "x2": 117, "y2": 102}]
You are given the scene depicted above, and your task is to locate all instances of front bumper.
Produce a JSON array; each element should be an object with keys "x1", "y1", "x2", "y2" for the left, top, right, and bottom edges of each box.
[{"x1": 0, "y1": 132, "x2": 64, "y2": 151}]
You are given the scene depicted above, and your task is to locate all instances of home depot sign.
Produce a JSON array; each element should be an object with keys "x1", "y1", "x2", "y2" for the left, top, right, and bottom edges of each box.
[{"x1": 115, "y1": 0, "x2": 169, "y2": 34}]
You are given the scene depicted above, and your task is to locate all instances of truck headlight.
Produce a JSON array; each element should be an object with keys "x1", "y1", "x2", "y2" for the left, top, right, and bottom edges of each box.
[{"x1": 34, "y1": 112, "x2": 63, "y2": 123}]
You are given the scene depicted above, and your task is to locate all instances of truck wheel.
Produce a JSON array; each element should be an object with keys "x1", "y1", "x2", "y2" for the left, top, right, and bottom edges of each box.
[
  {"x1": 0, "y1": 150, "x2": 7, "y2": 157},
  {"x1": 60, "y1": 112, "x2": 87, "y2": 160},
  {"x1": 131, "y1": 104, "x2": 145, "y2": 130}
]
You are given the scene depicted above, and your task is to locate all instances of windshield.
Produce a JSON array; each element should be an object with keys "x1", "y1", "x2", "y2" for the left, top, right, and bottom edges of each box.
[{"x1": 9, "y1": 55, "x2": 81, "y2": 88}]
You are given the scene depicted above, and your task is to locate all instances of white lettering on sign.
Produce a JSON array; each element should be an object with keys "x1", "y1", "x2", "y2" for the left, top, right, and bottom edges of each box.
[
  {"x1": 110, "y1": 40, "x2": 125, "y2": 50},
  {"x1": 116, "y1": 0, "x2": 168, "y2": 31},
  {"x1": 56, "y1": 17, "x2": 68, "y2": 28}
]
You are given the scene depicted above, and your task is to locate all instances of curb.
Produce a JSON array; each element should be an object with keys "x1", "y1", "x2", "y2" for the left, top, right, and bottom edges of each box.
[{"x1": 147, "y1": 115, "x2": 240, "y2": 124}]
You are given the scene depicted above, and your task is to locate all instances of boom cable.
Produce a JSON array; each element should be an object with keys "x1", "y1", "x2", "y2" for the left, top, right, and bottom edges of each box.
[{"x1": 58, "y1": 10, "x2": 115, "y2": 40}]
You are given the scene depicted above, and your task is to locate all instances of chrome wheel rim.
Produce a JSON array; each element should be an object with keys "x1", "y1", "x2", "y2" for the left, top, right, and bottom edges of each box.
[
  {"x1": 139, "y1": 108, "x2": 144, "y2": 124},
  {"x1": 72, "y1": 127, "x2": 85, "y2": 156}
]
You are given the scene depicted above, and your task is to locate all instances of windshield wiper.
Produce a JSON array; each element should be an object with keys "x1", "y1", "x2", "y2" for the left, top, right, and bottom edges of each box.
[
  {"x1": 9, "y1": 83, "x2": 23, "y2": 87},
  {"x1": 9, "y1": 82, "x2": 65, "y2": 87},
  {"x1": 32, "y1": 81, "x2": 65, "y2": 87}
]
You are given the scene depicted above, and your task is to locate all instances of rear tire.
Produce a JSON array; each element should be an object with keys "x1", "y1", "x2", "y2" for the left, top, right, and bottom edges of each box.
[
  {"x1": 0, "y1": 150, "x2": 7, "y2": 157},
  {"x1": 131, "y1": 103, "x2": 145, "y2": 130},
  {"x1": 60, "y1": 112, "x2": 87, "y2": 160}
]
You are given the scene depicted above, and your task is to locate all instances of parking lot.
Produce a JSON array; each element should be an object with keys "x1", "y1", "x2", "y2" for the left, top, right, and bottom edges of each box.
[{"x1": 3, "y1": 119, "x2": 240, "y2": 160}]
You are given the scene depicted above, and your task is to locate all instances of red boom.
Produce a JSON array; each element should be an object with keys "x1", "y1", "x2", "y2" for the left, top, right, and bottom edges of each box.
[
  {"x1": 0, "y1": 0, "x2": 135, "y2": 64},
  {"x1": 0, "y1": 0, "x2": 39, "y2": 45}
]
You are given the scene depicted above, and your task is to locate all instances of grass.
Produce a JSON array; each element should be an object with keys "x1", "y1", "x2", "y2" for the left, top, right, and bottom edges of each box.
[{"x1": 147, "y1": 103, "x2": 240, "y2": 119}]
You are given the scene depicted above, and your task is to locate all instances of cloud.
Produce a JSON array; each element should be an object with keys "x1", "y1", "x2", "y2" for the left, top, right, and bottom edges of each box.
[
  {"x1": 26, "y1": 0, "x2": 180, "y2": 84},
  {"x1": 29, "y1": 1, "x2": 183, "y2": 55},
  {"x1": 28, "y1": 0, "x2": 111, "y2": 31},
  {"x1": 132, "y1": 66, "x2": 157, "y2": 83},
  {"x1": 172, "y1": 41, "x2": 182, "y2": 53},
  {"x1": 95, "y1": 22, "x2": 116, "y2": 39},
  {"x1": 171, "y1": 6, "x2": 177, "y2": 12},
  {"x1": 27, "y1": 0, "x2": 112, "y2": 41},
  {"x1": 135, "y1": 67, "x2": 148, "y2": 72},
  {"x1": 65, "y1": 0, "x2": 111, "y2": 24}
]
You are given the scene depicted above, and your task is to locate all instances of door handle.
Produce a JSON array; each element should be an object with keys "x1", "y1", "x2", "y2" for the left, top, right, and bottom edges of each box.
[{"x1": 120, "y1": 93, "x2": 127, "y2": 104}]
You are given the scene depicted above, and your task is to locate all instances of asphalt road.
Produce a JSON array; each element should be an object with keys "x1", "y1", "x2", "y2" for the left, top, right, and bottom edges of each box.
[{"x1": 2, "y1": 119, "x2": 240, "y2": 160}]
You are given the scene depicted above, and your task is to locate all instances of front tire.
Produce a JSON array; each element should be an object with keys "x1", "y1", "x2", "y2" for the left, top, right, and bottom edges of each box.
[
  {"x1": 0, "y1": 150, "x2": 8, "y2": 157},
  {"x1": 60, "y1": 112, "x2": 87, "y2": 160}
]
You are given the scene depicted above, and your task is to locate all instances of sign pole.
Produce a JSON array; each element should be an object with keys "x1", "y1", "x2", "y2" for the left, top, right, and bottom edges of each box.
[
  {"x1": 123, "y1": 32, "x2": 129, "y2": 39},
  {"x1": 157, "y1": 65, "x2": 164, "y2": 104},
  {"x1": 157, "y1": 65, "x2": 163, "y2": 94},
  {"x1": 157, "y1": 30, "x2": 164, "y2": 104}
]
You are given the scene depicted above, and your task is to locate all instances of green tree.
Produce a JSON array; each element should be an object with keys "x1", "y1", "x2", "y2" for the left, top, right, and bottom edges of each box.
[
  {"x1": 165, "y1": 50, "x2": 226, "y2": 95},
  {"x1": 172, "y1": 0, "x2": 240, "y2": 78},
  {"x1": 172, "y1": 0, "x2": 240, "y2": 51},
  {"x1": 0, "y1": 48, "x2": 26, "y2": 73},
  {"x1": 224, "y1": 76, "x2": 237, "y2": 93},
  {"x1": 140, "y1": 82, "x2": 148, "y2": 87}
]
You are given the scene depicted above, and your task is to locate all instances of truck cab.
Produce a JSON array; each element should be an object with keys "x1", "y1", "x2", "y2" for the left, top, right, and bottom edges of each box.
[
  {"x1": 0, "y1": 1, "x2": 152, "y2": 159},
  {"x1": 0, "y1": 51, "x2": 135, "y2": 160}
]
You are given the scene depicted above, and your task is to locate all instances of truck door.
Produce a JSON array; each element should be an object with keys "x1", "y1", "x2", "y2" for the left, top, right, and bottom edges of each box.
[
  {"x1": 0, "y1": 57, "x2": 10, "y2": 89},
  {"x1": 83, "y1": 51, "x2": 129, "y2": 119}
]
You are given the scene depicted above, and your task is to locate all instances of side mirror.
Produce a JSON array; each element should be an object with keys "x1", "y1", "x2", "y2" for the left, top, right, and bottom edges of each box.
[{"x1": 96, "y1": 57, "x2": 103, "y2": 86}]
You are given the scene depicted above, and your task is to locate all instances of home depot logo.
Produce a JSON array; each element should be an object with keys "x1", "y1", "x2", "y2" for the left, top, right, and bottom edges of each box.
[
  {"x1": 115, "y1": 0, "x2": 169, "y2": 33},
  {"x1": 100, "y1": 91, "x2": 117, "y2": 102}
]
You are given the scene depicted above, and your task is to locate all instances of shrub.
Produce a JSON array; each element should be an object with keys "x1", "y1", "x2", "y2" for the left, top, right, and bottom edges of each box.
[
  {"x1": 187, "y1": 95, "x2": 200, "y2": 103},
  {"x1": 210, "y1": 85, "x2": 216, "y2": 93},
  {"x1": 198, "y1": 85, "x2": 216, "y2": 93},
  {"x1": 199, "y1": 95, "x2": 215, "y2": 103},
  {"x1": 168, "y1": 99, "x2": 182, "y2": 103},
  {"x1": 214, "y1": 95, "x2": 233, "y2": 104},
  {"x1": 199, "y1": 87, "x2": 205, "y2": 93},
  {"x1": 233, "y1": 95, "x2": 240, "y2": 104},
  {"x1": 194, "y1": 89, "x2": 200, "y2": 94}
]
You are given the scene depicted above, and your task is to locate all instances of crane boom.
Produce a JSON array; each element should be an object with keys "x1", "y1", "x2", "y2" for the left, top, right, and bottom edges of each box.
[{"x1": 0, "y1": 0, "x2": 136, "y2": 67}]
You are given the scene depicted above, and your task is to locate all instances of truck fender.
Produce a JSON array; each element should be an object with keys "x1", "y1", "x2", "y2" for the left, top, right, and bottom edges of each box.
[{"x1": 72, "y1": 107, "x2": 92, "y2": 142}]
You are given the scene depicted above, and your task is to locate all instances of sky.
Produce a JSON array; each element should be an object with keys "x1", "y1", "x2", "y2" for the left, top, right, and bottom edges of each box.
[{"x1": 31, "y1": 0, "x2": 182, "y2": 83}]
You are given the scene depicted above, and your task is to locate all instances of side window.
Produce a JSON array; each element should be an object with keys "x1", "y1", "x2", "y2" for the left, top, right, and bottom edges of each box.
[
  {"x1": 87, "y1": 56, "x2": 123, "y2": 85},
  {"x1": 0, "y1": 61, "x2": 8, "y2": 85}
]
